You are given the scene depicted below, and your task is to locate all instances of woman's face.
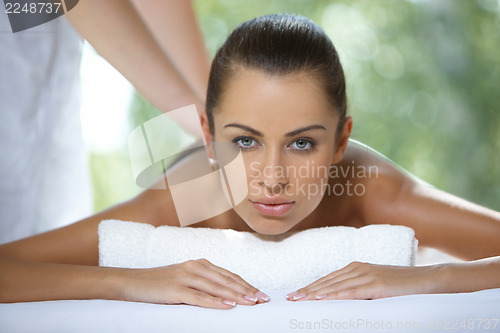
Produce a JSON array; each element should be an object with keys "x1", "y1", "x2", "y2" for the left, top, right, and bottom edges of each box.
[{"x1": 211, "y1": 68, "x2": 341, "y2": 235}]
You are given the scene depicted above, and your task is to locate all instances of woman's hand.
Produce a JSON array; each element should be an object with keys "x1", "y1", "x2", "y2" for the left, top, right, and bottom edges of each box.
[
  {"x1": 286, "y1": 261, "x2": 447, "y2": 301},
  {"x1": 119, "y1": 258, "x2": 270, "y2": 309}
]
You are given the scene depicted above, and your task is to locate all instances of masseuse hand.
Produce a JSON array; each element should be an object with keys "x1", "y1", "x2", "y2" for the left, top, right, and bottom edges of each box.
[
  {"x1": 287, "y1": 261, "x2": 447, "y2": 301},
  {"x1": 120, "y1": 258, "x2": 269, "y2": 309}
]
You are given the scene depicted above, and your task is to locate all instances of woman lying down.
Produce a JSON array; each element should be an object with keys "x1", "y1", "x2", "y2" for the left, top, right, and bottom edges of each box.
[{"x1": 1, "y1": 14, "x2": 499, "y2": 310}]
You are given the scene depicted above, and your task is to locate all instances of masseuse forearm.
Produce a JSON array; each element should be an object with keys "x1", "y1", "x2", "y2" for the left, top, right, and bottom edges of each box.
[
  {"x1": 66, "y1": 0, "x2": 202, "y2": 113},
  {"x1": 128, "y1": 0, "x2": 210, "y2": 101},
  {"x1": 0, "y1": 256, "x2": 123, "y2": 303}
]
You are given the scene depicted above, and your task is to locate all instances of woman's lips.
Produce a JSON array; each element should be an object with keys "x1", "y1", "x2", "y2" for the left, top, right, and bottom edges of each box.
[{"x1": 250, "y1": 198, "x2": 295, "y2": 217}]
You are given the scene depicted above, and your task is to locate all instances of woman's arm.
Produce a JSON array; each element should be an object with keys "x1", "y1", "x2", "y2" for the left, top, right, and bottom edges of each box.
[
  {"x1": 340, "y1": 140, "x2": 500, "y2": 260},
  {"x1": 289, "y1": 142, "x2": 500, "y2": 301},
  {"x1": 288, "y1": 257, "x2": 500, "y2": 301},
  {"x1": 0, "y1": 255, "x2": 121, "y2": 303},
  {"x1": 0, "y1": 255, "x2": 265, "y2": 308},
  {"x1": 0, "y1": 189, "x2": 267, "y2": 307},
  {"x1": 364, "y1": 162, "x2": 500, "y2": 261}
]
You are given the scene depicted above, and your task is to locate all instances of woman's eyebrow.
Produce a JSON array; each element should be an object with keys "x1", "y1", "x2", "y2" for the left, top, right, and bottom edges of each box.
[
  {"x1": 285, "y1": 125, "x2": 326, "y2": 137},
  {"x1": 224, "y1": 123, "x2": 263, "y2": 137},
  {"x1": 223, "y1": 123, "x2": 326, "y2": 138}
]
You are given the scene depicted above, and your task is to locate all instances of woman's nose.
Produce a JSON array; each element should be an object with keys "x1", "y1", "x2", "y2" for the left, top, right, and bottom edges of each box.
[{"x1": 259, "y1": 150, "x2": 289, "y2": 190}]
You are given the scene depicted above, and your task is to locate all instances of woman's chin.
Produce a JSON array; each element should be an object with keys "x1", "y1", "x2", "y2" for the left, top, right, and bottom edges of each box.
[{"x1": 243, "y1": 217, "x2": 297, "y2": 235}]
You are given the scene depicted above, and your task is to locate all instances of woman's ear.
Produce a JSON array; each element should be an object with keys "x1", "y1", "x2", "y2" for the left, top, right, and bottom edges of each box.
[
  {"x1": 200, "y1": 112, "x2": 214, "y2": 159},
  {"x1": 332, "y1": 116, "x2": 353, "y2": 164}
]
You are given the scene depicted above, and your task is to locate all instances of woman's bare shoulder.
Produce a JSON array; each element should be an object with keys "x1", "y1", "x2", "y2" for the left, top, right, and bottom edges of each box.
[
  {"x1": 340, "y1": 140, "x2": 421, "y2": 225},
  {"x1": 345, "y1": 140, "x2": 500, "y2": 259},
  {"x1": 315, "y1": 140, "x2": 417, "y2": 229},
  {"x1": 339, "y1": 139, "x2": 418, "y2": 194},
  {"x1": 342, "y1": 139, "x2": 427, "y2": 184}
]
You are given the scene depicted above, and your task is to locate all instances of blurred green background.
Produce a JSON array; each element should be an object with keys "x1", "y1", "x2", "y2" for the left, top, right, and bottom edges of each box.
[{"x1": 90, "y1": 0, "x2": 500, "y2": 213}]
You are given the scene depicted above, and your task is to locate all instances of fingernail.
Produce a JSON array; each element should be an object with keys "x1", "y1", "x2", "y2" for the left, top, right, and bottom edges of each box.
[
  {"x1": 244, "y1": 295, "x2": 258, "y2": 302},
  {"x1": 255, "y1": 291, "x2": 270, "y2": 302},
  {"x1": 223, "y1": 300, "x2": 236, "y2": 307},
  {"x1": 293, "y1": 293, "x2": 307, "y2": 301},
  {"x1": 286, "y1": 291, "x2": 299, "y2": 299},
  {"x1": 316, "y1": 294, "x2": 327, "y2": 300}
]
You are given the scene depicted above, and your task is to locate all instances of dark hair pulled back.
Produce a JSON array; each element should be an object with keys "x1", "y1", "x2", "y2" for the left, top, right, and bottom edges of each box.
[{"x1": 206, "y1": 14, "x2": 347, "y2": 136}]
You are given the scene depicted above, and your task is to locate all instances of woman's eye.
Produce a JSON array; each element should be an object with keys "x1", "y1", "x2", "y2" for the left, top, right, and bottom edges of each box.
[
  {"x1": 233, "y1": 136, "x2": 257, "y2": 149},
  {"x1": 290, "y1": 138, "x2": 313, "y2": 151}
]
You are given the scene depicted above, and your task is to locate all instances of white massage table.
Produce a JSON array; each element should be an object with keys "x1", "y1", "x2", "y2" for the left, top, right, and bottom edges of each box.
[
  {"x1": 2, "y1": 242, "x2": 499, "y2": 333},
  {"x1": 2, "y1": 248, "x2": 500, "y2": 332},
  {"x1": 1, "y1": 288, "x2": 499, "y2": 333}
]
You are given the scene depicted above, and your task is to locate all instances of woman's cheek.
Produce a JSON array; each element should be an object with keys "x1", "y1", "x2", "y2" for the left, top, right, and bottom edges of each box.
[
  {"x1": 248, "y1": 178, "x2": 262, "y2": 197},
  {"x1": 291, "y1": 175, "x2": 326, "y2": 207}
]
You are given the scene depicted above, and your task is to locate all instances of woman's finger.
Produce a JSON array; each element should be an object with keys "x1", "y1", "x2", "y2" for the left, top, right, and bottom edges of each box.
[
  {"x1": 296, "y1": 270, "x2": 363, "y2": 296},
  {"x1": 183, "y1": 259, "x2": 268, "y2": 304},
  {"x1": 174, "y1": 286, "x2": 238, "y2": 309},
  {"x1": 315, "y1": 278, "x2": 386, "y2": 301},
  {"x1": 181, "y1": 270, "x2": 258, "y2": 305},
  {"x1": 287, "y1": 262, "x2": 366, "y2": 300},
  {"x1": 307, "y1": 275, "x2": 375, "y2": 300},
  {"x1": 197, "y1": 259, "x2": 261, "y2": 293}
]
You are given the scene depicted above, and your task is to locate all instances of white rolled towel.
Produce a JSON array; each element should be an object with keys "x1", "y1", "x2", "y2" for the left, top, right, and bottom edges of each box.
[{"x1": 99, "y1": 220, "x2": 418, "y2": 290}]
